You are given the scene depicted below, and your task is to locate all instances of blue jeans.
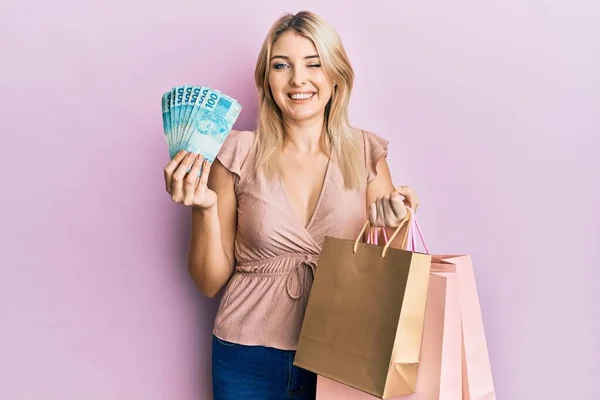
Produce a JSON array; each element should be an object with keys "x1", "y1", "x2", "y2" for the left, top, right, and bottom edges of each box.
[{"x1": 211, "y1": 335, "x2": 317, "y2": 400}]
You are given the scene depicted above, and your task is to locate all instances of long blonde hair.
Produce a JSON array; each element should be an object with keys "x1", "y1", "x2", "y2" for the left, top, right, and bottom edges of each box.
[{"x1": 252, "y1": 11, "x2": 366, "y2": 191}]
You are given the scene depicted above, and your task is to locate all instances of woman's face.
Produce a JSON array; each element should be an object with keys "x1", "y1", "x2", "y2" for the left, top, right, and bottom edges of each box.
[{"x1": 268, "y1": 30, "x2": 334, "y2": 125}]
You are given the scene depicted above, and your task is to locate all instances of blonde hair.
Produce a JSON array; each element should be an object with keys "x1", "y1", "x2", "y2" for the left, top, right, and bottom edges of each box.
[{"x1": 252, "y1": 11, "x2": 366, "y2": 190}]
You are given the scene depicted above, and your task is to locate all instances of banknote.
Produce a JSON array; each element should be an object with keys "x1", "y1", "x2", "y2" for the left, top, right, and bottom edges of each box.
[
  {"x1": 179, "y1": 85, "x2": 206, "y2": 153},
  {"x1": 169, "y1": 87, "x2": 178, "y2": 155},
  {"x1": 184, "y1": 88, "x2": 242, "y2": 163},
  {"x1": 180, "y1": 86, "x2": 195, "y2": 146},
  {"x1": 161, "y1": 85, "x2": 242, "y2": 166},
  {"x1": 161, "y1": 91, "x2": 173, "y2": 157},
  {"x1": 172, "y1": 86, "x2": 187, "y2": 150}
]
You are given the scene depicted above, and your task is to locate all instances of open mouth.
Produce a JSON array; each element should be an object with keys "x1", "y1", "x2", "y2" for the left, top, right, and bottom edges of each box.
[{"x1": 288, "y1": 92, "x2": 315, "y2": 101}]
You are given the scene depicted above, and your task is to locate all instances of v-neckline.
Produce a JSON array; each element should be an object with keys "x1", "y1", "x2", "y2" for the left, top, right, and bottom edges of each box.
[{"x1": 278, "y1": 154, "x2": 332, "y2": 232}]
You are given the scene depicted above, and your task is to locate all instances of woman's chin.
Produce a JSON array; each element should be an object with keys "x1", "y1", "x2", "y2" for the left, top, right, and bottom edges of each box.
[{"x1": 282, "y1": 107, "x2": 325, "y2": 124}]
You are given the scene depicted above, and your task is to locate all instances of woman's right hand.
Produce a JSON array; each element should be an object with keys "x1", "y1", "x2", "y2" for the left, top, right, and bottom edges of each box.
[{"x1": 164, "y1": 150, "x2": 217, "y2": 210}]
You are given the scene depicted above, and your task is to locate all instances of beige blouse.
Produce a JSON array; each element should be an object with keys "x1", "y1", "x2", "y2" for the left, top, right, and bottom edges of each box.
[{"x1": 212, "y1": 129, "x2": 389, "y2": 350}]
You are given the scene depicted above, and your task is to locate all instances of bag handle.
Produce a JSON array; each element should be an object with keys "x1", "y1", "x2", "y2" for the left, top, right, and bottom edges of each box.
[
  {"x1": 404, "y1": 207, "x2": 430, "y2": 254},
  {"x1": 381, "y1": 207, "x2": 429, "y2": 254},
  {"x1": 366, "y1": 224, "x2": 414, "y2": 251},
  {"x1": 369, "y1": 222, "x2": 417, "y2": 252},
  {"x1": 353, "y1": 207, "x2": 430, "y2": 257},
  {"x1": 353, "y1": 210, "x2": 413, "y2": 258}
]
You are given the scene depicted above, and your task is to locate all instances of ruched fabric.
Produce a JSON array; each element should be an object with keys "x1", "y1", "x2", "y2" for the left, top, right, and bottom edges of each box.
[{"x1": 212, "y1": 129, "x2": 389, "y2": 350}]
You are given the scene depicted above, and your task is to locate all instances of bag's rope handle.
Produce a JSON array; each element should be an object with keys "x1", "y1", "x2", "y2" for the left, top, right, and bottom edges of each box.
[
  {"x1": 353, "y1": 221, "x2": 371, "y2": 253},
  {"x1": 353, "y1": 210, "x2": 413, "y2": 258},
  {"x1": 404, "y1": 207, "x2": 430, "y2": 254},
  {"x1": 382, "y1": 211, "x2": 413, "y2": 257},
  {"x1": 377, "y1": 223, "x2": 417, "y2": 251}
]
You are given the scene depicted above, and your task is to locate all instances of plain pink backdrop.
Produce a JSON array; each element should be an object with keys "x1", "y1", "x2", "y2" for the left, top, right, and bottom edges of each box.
[{"x1": 1, "y1": 0, "x2": 598, "y2": 399}]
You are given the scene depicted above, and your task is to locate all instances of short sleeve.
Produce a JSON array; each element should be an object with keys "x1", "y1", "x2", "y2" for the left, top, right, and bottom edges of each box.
[
  {"x1": 363, "y1": 130, "x2": 389, "y2": 184},
  {"x1": 216, "y1": 130, "x2": 255, "y2": 182}
]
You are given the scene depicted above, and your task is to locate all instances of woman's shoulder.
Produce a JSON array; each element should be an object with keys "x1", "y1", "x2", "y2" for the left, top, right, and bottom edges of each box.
[
  {"x1": 223, "y1": 129, "x2": 257, "y2": 147},
  {"x1": 349, "y1": 127, "x2": 389, "y2": 154},
  {"x1": 350, "y1": 127, "x2": 390, "y2": 184},
  {"x1": 216, "y1": 129, "x2": 256, "y2": 178}
]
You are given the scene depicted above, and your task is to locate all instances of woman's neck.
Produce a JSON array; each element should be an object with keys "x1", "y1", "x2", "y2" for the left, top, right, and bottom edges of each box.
[{"x1": 281, "y1": 116, "x2": 327, "y2": 155}]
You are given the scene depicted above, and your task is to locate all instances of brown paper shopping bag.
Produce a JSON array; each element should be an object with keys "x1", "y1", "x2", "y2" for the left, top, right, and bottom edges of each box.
[
  {"x1": 315, "y1": 272, "x2": 462, "y2": 400},
  {"x1": 314, "y1": 225, "x2": 463, "y2": 400},
  {"x1": 310, "y1": 210, "x2": 496, "y2": 400},
  {"x1": 294, "y1": 213, "x2": 432, "y2": 399}
]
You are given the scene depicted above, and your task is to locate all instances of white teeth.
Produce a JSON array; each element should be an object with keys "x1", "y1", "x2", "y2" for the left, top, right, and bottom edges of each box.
[{"x1": 289, "y1": 93, "x2": 314, "y2": 100}]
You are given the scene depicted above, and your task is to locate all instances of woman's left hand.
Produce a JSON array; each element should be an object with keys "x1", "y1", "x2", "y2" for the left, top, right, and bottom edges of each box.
[{"x1": 368, "y1": 185, "x2": 419, "y2": 228}]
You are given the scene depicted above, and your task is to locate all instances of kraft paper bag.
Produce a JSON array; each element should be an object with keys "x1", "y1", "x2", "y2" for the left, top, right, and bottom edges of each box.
[
  {"x1": 314, "y1": 227, "x2": 463, "y2": 400},
  {"x1": 312, "y1": 209, "x2": 495, "y2": 400},
  {"x1": 294, "y1": 212, "x2": 432, "y2": 399}
]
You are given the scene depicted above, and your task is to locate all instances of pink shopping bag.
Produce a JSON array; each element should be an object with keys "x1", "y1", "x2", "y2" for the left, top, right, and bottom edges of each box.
[
  {"x1": 407, "y1": 212, "x2": 496, "y2": 399},
  {"x1": 430, "y1": 254, "x2": 496, "y2": 400}
]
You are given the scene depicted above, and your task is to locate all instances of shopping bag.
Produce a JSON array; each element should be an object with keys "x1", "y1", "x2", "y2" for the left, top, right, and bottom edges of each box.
[
  {"x1": 410, "y1": 211, "x2": 496, "y2": 399},
  {"x1": 430, "y1": 256, "x2": 496, "y2": 400},
  {"x1": 314, "y1": 221, "x2": 463, "y2": 400},
  {"x1": 294, "y1": 212, "x2": 433, "y2": 399},
  {"x1": 313, "y1": 209, "x2": 496, "y2": 399},
  {"x1": 315, "y1": 272, "x2": 462, "y2": 400}
]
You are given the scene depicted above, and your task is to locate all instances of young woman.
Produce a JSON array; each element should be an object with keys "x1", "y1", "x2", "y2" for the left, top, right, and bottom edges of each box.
[{"x1": 163, "y1": 10, "x2": 419, "y2": 400}]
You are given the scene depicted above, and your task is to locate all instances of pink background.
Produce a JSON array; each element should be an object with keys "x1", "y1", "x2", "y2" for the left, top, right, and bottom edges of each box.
[{"x1": 1, "y1": 0, "x2": 598, "y2": 399}]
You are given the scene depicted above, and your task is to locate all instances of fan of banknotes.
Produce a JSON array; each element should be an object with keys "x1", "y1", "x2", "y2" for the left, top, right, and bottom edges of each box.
[{"x1": 161, "y1": 85, "x2": 242, "y2": 163}]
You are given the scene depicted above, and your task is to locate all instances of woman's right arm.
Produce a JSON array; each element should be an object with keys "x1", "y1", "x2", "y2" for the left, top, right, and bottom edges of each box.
[
  {"x1": 164, "y1": 150, "x2": 237, "y2": 298},
  {"x1": 187, "y1": 158, "x2": 237, "y2": 297}
]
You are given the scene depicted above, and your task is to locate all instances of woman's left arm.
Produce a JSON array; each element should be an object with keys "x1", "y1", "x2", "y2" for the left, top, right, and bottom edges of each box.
[{"x1": 366, "y1": 156, "x2": 419, "y2": 249}]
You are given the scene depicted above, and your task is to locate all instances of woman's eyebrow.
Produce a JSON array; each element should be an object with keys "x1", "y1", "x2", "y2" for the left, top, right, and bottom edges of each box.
[{"x1": 270, "y1": 55, "x2": 320, "y2": 61}]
